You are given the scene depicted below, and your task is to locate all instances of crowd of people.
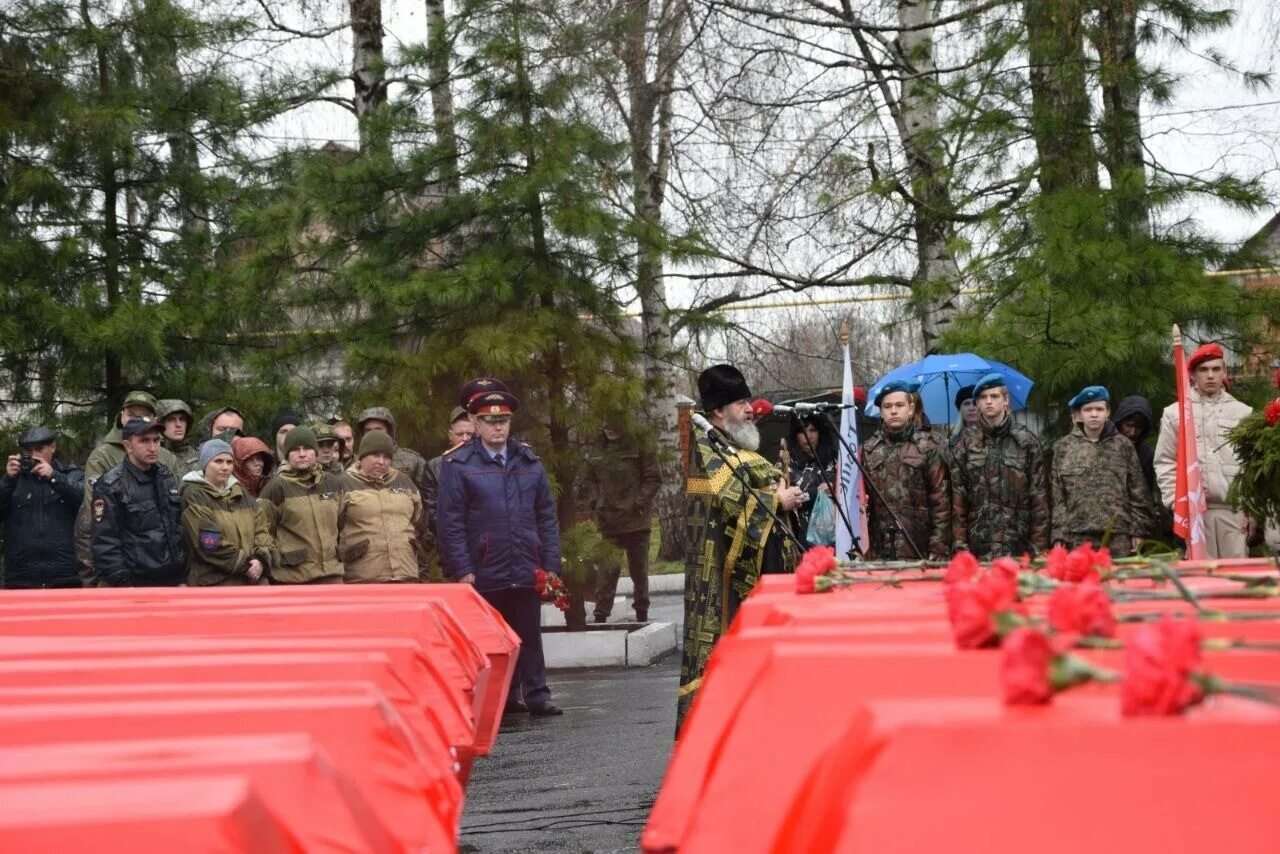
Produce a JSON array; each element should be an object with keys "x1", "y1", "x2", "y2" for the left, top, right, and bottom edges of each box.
[
  {"x1": 677, "y1": 344, "x2": 1273, "y2": 729},
  {"x1": 2, "y1": 343, "x2": 1270, "y2": 729},
  {"x1": 0, "y1": 377, "x2": 567, "y2": 717}
]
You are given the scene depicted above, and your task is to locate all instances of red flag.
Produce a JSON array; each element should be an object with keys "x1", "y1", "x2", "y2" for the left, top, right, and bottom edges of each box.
[{"x1": 1171, "y1": 326, "x2": 1208, "y2": 559}]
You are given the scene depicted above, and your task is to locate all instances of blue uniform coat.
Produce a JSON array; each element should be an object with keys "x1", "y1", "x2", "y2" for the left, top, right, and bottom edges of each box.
[{"x1": 436, "y1": 438, "x2": 561, "y2": 592}]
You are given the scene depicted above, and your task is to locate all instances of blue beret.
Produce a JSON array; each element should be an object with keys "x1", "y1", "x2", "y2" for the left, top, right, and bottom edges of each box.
[
  {"x1": 1067, "y1": 385, "x2": 1109, "y2": 410},
  {"x1": 874, "y1": 379, "x2": 920, "y2": 407},
  {"x1": 973, "y1": 373, "x2": 1006, "y2": 396}
]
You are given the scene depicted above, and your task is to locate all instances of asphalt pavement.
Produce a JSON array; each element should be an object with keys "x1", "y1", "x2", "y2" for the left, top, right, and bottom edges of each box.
[{"x1": 459, "y1": 593, "x2": 684, "y2": 853}]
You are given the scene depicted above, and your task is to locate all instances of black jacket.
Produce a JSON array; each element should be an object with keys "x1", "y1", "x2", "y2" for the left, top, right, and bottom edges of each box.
[
  {"x1": 1113, "y1": 395, "x2": 1157, "y2": 493},
  {"x1": 90, "y1": 458, "x2": 187, "y2": 587},
  {"x1": 0, "y1": 459, "x2": 84, "y2": 588}
]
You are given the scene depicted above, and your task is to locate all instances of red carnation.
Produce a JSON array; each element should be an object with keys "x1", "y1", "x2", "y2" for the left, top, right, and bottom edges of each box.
[
  {"x1": 795, "y1": 546, "x2": 837, "y2": 594},
  {"x1": 1047, "y1": 581, "x2": 1116, "y2": 639},
  {"x1": 1121, "y1": 618, "x2": 1205, "y2": 716},
  {"x1": 1265, "y1": 399, "x2": 1280, "y2": 428},
  {"x1": 944, "y1": 550, "x2": 980, "y2": 585},
  {"x1": 1045, "y1": 543, "x2": 1105, "y2": 583},
  {"x1": 946, "y1": 571, "x2": 1021, "y2": 649},
  {"x1": 1001, "y1": 628, "x2": 1055, "y2": 704}
]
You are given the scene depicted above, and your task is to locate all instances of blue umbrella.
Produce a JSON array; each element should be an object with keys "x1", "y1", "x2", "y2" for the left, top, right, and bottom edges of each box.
[{"x1": 864, "y1": 353, "x2": 1034, "y2": 425}]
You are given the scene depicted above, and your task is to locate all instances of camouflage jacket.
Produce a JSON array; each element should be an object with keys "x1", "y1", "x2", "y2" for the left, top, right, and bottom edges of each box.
[
  {"x1": 952, "y1": 417, "x2": 1049, "y2": 558},
  {"x1": 582, "y1": 435, "x2": 662, "y2": 537},
  {"x1": 1051, "y1": 423, "x2": 1155, "y2": 544},
  {"x1": 862, "y1": 424, "x2": 952, "y2": 560}
]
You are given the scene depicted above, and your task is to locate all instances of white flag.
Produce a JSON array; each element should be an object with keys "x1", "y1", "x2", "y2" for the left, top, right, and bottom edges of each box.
[{"x1": 835, "y1": 337, "x2": 866, "y2": 558}]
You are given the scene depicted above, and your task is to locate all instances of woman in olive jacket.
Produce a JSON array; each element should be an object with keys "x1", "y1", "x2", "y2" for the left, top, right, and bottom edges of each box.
[{"x1": 180, "y1": 439, "x2": 273, "y2": 586}]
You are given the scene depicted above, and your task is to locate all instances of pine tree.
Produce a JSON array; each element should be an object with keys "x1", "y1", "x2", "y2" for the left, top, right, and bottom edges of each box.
[{"x1": 0, "y1": 0, "x2": 289, "y2": 445}]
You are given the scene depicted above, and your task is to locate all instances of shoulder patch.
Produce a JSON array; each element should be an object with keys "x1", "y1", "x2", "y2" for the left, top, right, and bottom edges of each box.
[
  {"x1": 199, "y1": 529, "x2": 222, "y2": 552},
  {"x1": 92, "y1": 499, "x2": 105, "y2": 523}
]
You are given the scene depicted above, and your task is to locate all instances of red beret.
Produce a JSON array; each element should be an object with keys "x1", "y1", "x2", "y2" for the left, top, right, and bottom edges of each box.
[
  {"x1": 1188, "y1": 342, "x2": 1224, "y2": 371},
  {"x1": 853, "y1": 386, "x2": 867, "y2": 405}
]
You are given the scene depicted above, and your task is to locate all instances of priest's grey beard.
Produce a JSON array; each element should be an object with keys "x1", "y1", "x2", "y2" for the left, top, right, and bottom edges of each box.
[{"x1": 724, "y1": 419, "x2": 760, "y2": 452}]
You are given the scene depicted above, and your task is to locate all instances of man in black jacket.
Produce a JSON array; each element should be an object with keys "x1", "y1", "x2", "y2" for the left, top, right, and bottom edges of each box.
[
  {"x1": 0, "y1": 427, "x2": 85, "y2": 589},
  {"x1": 90, "y1": 417, "x2": 187, "y2": 587}
]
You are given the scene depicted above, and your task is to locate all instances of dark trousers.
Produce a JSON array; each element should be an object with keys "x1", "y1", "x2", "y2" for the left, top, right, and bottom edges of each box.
[
  {"x1": 594, "y1": 529, "x2": 650, "y2": 619},
  {"x1": 480, "y1": 587, "x2": 550, "y2": 706}
]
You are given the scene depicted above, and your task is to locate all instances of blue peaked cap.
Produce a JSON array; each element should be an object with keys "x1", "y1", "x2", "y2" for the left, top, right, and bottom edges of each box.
[
  {"x1": 973, "y1": 372, "x2": 1006, "y2": 396},
  {"x1": 873, "y1": 379, "x2": 921, "y2": 407},
  {"x1": 1067, "y1": 385, "x2": 1109, "y2": 410}
]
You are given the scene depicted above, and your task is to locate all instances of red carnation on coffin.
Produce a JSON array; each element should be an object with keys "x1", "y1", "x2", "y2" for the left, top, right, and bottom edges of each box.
[
  {"x1": 1001, "y1": 627, "x2": 1112, "y2": 706},
  {"x1": 1121, "y1": 618, "x2": 1205, "y2": 716},
  {"x1": 1047, "y1": 581, "x2": 1116, "y2": 640},
  {"x1": 1045, "y1": 543, "x2": 1107, "y2": 583},
  {"x1": 944, "y1": 551, "x2": 981, "y2": 585},
  {"x1": 946, "y1": 570, "x2": 1021, "y2": 649},
  {"x1": 794, "y1": 546, "x2": 837, "y2": 594}
]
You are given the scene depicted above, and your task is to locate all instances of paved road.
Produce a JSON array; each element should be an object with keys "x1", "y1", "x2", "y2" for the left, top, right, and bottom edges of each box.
[{"x1": 460, "y1": 594, "x2": 683, "y2": 853}]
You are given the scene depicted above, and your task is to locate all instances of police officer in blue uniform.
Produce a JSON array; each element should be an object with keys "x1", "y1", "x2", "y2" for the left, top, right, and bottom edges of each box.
[{"x1": 437, "y1": 379, "x2": 564, "y2": 717}]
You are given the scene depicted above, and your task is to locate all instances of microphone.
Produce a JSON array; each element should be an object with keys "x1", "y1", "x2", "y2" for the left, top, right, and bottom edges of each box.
[
  {"x1": 770, "y1": 401, "x2": 855, "y2": 415},
  {"x1": 690, "y1": 412, "x2": 728, "y2": 446}
]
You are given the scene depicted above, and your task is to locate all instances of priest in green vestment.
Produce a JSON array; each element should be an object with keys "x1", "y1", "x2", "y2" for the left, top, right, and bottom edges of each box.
[{"x1": 677, "y1": 364, "x2": 805, "y2": 733}]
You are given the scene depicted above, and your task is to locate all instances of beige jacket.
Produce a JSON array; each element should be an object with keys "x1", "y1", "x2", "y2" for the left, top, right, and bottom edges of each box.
[
  {"x1": 337, "y1": 467, "x2": 424, "y2": 583},
  {"x1": 1153, "y1": 387, "x2": 1251, "y2": 508}
]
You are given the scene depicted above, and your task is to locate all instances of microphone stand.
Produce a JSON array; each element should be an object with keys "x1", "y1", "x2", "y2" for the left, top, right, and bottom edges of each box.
[
  {"x1": 818, "y1": 409, "x2": 926, "y2": 561},
  {"x1": 697, "y1": 429, "x2": 807, "y2": 555}
]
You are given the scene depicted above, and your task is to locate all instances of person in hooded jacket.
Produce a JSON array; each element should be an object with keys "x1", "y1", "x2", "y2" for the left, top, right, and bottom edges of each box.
[
  {"x1": 230, "y1": 436, "x2": 275, "y2": 498},
  {"x1": 1051, "y1": 387, "x2": 1154, "y2": 556},
  {"x1": 356, "y1": 406, "x2": 430, "y2": 578},
  {"x1": 156, "y1": 399, "x2": 196, "y2": 478},
  {"x1": 181, "y1": 439, "x2": 273, "y2": 586},
  {"x1": 182, "y1": 406, "x2": 247, "y2": 474},
  {"x1": 1112, "y1": 395, "x2": 1157, "y2": 494},
  {"x1": 259, "y1": 427, "x2": 344, "y2": 584},
  {"x1": 270, "y1": 412, "x2": 302, "y2": 465},
  {"x1": 338, "y1": 431, "x2": 425, "y2": 583}
]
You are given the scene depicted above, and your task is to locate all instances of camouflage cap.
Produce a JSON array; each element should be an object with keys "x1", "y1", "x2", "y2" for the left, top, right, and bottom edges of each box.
[
  {"x1": 121, "y1": 390, "x2": 158, "y2": 414},
  {"x1": 155, "y1": 399, "x2": 194, "y2": 422},
  {"x1": 311, "y1": 421, "x2": 344, "y2": 447}
]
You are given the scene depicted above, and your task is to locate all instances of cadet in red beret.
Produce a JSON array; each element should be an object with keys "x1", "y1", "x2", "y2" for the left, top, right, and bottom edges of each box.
[{"x1": 1154, "y1": 341, "x2": 1255, "y2": 557}]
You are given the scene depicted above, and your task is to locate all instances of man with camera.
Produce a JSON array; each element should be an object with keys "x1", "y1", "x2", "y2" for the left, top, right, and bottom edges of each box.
[{"x1": 0, "y1": 427, "x2": 85, "y2": 589}]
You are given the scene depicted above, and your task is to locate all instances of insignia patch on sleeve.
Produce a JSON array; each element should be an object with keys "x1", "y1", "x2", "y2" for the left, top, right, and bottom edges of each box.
[
  {"x1": 199, "y1": 529, "x2": 221, "y2": 552},
  {"x1": 92, "y1": 499, "x2": 105, "y2": 523}
]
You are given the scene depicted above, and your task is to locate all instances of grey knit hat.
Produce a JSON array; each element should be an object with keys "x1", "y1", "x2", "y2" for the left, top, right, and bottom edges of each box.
[{"x1": 198, "y1": 438, "x2": 234, "y2": 473}]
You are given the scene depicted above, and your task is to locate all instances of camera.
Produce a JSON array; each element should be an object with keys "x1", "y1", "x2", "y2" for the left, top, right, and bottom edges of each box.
[{"x1": 19, "y1": 452, "x2": 34, "y2": 475}]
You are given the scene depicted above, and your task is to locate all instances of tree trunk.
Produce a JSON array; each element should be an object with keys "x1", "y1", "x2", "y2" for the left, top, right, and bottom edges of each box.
[
  {"x1": 1092, "y1": 0, "x2": 1149, "y2": 237},
  {"x1": 140, "y1": 0, "x2": 209, "y2": 246},
  {"x1": 512, "y1": 1, "x2": 587, "y2": 628},
  {"x1": 425, "y1": 0, "x2": 460, "y2": 195},
  {"x1": 618, "y1": 0, "x2": 688, "y2": 561},
  {"x1": 896, "y1": 0, "x2": 962, "y2": 353},
  {"x1": 350, "y1": 0, "x2": 388, "y2": 156},
  {"x1": 1025, "y1": 0, "x2": 1098, "y2": 196},
  {"x1": 85, "y1": 0, "x2": 123, "y2": 406}
]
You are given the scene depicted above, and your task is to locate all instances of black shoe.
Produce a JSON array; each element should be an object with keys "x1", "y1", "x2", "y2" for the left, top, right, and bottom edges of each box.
[
  {"x1": 593, "y1": 614, "x2": 608, "y2": 624},
  {"x1": 503, "y1": 700, "x2": 529, "y2": 715},
  {"x1": 635, "y1": 609, "x2": 648, "y2": 622},
  {"x1": 527, "y1": 701, "x2": 563, "y2": 717}
]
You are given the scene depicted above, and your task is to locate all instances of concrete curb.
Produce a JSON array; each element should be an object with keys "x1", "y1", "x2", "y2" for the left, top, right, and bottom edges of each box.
[
  {"x1": 617, "y1": 573, "x2": 684, "y2": 596},
  {"x1": 542, "y1": 622, "x2": 678, "y2": 670}
]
